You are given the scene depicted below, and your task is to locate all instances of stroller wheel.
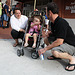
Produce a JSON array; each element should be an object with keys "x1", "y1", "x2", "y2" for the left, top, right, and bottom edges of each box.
[
  {"x1": 17, "y1": 49, "x2": 21, "y2": 57},
  {"x1": 21, "y1": 49, "x2": 24, "y2": 56},
  {"x1": 41, "y1": 43, "x2": 45, "y2": 48},
  {"x1": 31, "y1": 52, "x2": 39, "y2": 59}
]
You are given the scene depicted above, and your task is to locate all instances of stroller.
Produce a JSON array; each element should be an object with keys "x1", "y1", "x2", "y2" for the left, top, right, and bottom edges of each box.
[{"x1": 17, "y1": 11, "x2": 45, "y2": 59}]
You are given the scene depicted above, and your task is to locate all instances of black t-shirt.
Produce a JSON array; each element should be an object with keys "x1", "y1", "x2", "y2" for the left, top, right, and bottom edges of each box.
[{"x1": 51, "y1": 16, "x2": 75, "y2": 46}]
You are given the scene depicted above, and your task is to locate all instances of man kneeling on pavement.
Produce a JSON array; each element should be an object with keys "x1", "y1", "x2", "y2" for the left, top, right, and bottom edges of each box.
[
  {"x1": 10, "y1": 7, "x2": 28, "y2": 47},
  {"x1": 38, "y1": 2, "x2": 75, "y2": 71}
]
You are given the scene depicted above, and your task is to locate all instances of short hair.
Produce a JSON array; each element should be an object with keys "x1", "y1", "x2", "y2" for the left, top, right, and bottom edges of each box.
[
  {"x1": 13, "y1": 7, "x2": 22, "y2": 14},
  {"x1": 5, "y1": 1, "x2": 8, "y2": 4},
  {"x1": 47, "y1": 2, "x2": 59, "y2": 14}
]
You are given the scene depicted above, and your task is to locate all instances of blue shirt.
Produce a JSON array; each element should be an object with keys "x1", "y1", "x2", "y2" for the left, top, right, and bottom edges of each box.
[
  {"x1": 45, "y1": 15, "x2": 48, "y2": 19},
  {"x1": 4, "y1": 5, "x2": 9, "y2": 14}
]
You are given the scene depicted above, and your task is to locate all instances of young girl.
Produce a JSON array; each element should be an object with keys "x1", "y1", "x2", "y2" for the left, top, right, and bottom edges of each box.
[{"x1": 24, "y1": 16, "x2": 41, "y2": 48}]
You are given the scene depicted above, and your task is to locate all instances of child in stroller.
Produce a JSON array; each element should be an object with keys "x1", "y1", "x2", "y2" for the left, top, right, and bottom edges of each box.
[{"x1": 24, "y1": 16, "x2": 41, "y2": 48}]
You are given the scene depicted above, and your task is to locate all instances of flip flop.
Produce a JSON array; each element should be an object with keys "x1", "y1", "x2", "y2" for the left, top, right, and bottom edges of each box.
[
  {"x1": 47, "y1": 55, "x2": 61, "y2": 60},
  {"x1": 65, "y1": 64, "x2": 75, "y2": 71}
]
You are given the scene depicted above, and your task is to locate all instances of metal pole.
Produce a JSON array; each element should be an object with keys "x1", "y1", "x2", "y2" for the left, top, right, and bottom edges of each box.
[{"x1": 34, "y1": 0, "x2": 36, "y2": 10}]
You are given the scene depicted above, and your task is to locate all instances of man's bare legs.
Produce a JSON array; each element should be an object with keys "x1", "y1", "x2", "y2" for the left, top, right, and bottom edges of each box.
[{"x1": 52, "y1": 50, "x2": 75, "y2": 70}]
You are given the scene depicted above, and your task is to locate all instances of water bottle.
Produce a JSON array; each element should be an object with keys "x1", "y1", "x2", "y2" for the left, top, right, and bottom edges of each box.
[{"x1": 40, "y1": 54, "x2": 44, "y2": 60}]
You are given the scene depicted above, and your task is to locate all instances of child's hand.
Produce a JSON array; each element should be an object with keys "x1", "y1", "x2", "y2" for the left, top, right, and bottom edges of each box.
[
  {"x1": 34, "y1": 22, "x2": 41, "y2": 25},
  {"x1": 31, "y1": 23, "x2": 34, "y2": 27}
]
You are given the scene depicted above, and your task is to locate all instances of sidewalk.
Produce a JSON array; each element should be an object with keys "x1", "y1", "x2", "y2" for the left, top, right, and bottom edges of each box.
[
  {"x1": 0, "y1": 27, "x2": 12, "y2": 39},
  {"x1": 0, "y1": 39, "x2": 75, "y2": 75}
]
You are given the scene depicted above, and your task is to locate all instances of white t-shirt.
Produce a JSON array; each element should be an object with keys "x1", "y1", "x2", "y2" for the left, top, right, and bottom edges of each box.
[
  {"x1": 45, "y1": 19, "x2": 49, "y2": 25},
  {"x1": 10, "y1": 15, "x2": 28, "y2": 32}
]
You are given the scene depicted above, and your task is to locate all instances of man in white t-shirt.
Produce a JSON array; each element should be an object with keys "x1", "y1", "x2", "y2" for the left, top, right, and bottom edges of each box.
[{"x1": 10, "y1": 8, "x2": 28, "y2": 47}]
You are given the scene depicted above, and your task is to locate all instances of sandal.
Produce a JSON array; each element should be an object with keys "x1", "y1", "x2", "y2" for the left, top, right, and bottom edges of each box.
[
  {"x1": 32, "y1": 43, "x2": 36, "y2": 48},
  {"x1": 47, "y1": 55, "x2": 61, "y2": 60},
  {"x1": 65, "y1": 64, "x2": 75, "y2": 71},
  {"x1": 13, "y1": 43, "x2": 19, "y2": 47},
  {"x1": 24, "y1": 43, "x2": 29, "y2": 47}
]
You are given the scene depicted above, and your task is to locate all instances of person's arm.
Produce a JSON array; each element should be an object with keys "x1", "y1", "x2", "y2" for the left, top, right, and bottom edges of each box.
[
  {"x1": 5, "y1": 8, "x2": 9, "y2": 17},
  {"x1": 42, "y1": 29, "x2": 51, "y2": 38},
  {"x1": 31, "y1": 23, "x2": 35, "y2": 27},
  {"x1": 5, "y1": 9, "x2": 7, "y2": 14},
  {"x1": 31, "y1": 22, "x2": 41, "y2": 27},
  {"x1": 35, "y1": 22, "x2": 41, "y2": 25},
  {"x1": 38, "y1": 38, "x2": 64, "y2": 56}
]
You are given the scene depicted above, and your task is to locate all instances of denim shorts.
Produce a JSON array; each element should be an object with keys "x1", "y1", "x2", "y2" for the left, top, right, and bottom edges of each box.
[{"x1": 3, "y1": 14, "x2": 9, "y2": 21}]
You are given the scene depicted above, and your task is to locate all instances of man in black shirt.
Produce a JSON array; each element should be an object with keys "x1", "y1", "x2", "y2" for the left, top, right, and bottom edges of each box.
[{"x1": 38, "y1": 2, "x2": 75, "y2": 71}]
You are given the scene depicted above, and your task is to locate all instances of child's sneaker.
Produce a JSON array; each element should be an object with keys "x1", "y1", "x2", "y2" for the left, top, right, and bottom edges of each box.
[
  {"x1": 32, "y1": 43, "x2": 36, "y2": 48},
  {"x1": 24, "y1": 43, "x2": 29, "y2": 47}
]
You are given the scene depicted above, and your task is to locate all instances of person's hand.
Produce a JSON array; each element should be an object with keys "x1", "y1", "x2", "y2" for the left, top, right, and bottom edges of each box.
[
  {"x1": 19, "y1": 29, "x2": 25, "y2": 33},
  {"x1": 42, "y1": 28, "x2": 47, "y2": 37},
  {"x1": 31, "y1": 23, "x2": 34, "y2": 27},
  {"x1": 42, "y1": 28, "x2": 51, "y2": 37},
  {"x1": 34, "y1": 22, "x2": 41, "y2": 25},
  {"x1": 38, "y1": 48, "x2": 46, "y2": 56},
  {"x1": 7, "y1": 13, "x2": 10, "y2": 17}
]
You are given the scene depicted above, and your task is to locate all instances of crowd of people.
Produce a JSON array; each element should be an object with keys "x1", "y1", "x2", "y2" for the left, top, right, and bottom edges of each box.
[
  {"x1": 0, "y1": 1, "x2": 13, "y2": 29},
  {"x1": 1, "y1": 1, "x2": 75, "y2": 71}
]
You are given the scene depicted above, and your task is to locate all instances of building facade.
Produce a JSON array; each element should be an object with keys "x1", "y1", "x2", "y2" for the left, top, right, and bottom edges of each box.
[
  {"x1": 17, "y1": 0, "x2": 75, "y2": 18},
  {"x1": 0, "y1": 0, "x2": 75, "y2": 19},
  {"x1": 1, "y1": 0, "x2": 18, "y2": 6},
  {"x1": 54, "y1": 0, "x2": 75, "y2": 18}
]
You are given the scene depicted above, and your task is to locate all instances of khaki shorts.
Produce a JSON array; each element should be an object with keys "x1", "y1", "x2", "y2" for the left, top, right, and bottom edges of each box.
[{"x1": 51, "y1": 43, "x2": 75, "y2": 56}]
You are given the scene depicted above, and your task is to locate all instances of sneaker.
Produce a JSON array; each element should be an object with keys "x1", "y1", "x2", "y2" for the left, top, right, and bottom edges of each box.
[
  {"x1": 24, "y1": 43, "x2": 29, "y2": 47},
  {"x1": 32, "y1": 43, "x2": 36, "y2": 48}
]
